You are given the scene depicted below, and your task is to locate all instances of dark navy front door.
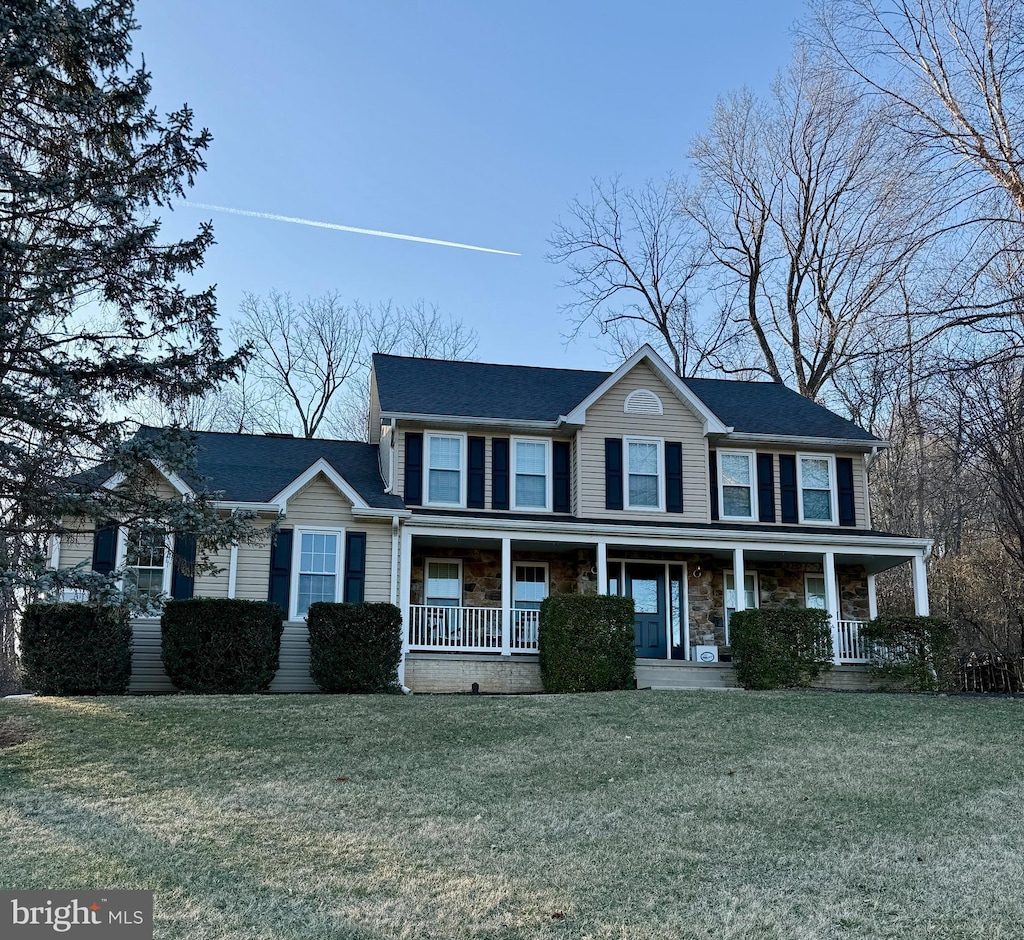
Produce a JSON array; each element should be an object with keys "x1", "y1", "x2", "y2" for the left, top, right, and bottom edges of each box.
[{"x1": 626, "y1": 564, "x2": 667, "y2": 659}]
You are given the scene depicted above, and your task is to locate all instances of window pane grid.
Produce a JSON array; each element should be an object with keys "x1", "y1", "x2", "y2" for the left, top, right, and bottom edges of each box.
[
  {"x1": 800, "y1": 458, "x2": 833, "y2": 521},
  {"x1": 720, "y1": 453, "x2": 753, "y2": 517},
  {"x1": 297, "y1": 533, "x2": 338, "y2": 615}
]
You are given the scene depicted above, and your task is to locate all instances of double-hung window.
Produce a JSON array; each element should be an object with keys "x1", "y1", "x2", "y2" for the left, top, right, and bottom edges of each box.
[
  {"x1": 805, "y1": 575, "x2": 828, "y2": 610},
  {"x1": 625, "y1": 437, "x2": 663, "y2": 511},
  {"x1": 425, "y1": 433, "x2": 464, "y2": 506},
  {"x1": 719, "y1": 450, "x2": 756, "y2": 520},
  {"x1": 296, "y1": 531, "x2": 340, "y2": 617},
  {"x1": 425, "y1": 559, "x2": 462, "y2": 607},
  {"x1": 513, "y1": 438, "x2": 550, "y2": 510},
  {"x1": 124, "y1": 526, "x2": 168, "y2": 598},
  {"x1": 798, "y1": 455, "x2": 836, "y2": 524}
]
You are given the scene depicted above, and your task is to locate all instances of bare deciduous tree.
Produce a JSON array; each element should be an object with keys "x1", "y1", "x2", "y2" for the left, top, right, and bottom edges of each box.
[
  {"x1": 235, "y1": 290, "x2": 364, "y2": 439},
  {"x1": 548, "y1": 177, "x2": 735, "y2": 376},
  {"x1": 689, "y1": 48, "x2": 934, "y2": 399}
]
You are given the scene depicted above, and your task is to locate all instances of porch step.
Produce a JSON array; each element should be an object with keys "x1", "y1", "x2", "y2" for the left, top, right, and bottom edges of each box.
[{"x1": 635, "y1": 661, "x2": 740, "y2": 691}]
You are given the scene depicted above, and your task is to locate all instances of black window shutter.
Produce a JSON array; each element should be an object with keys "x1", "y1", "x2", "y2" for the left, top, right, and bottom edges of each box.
[
  {"x1": 605, "y1": 438, "x2": 623, "y2": 510},
  {"x1": 779, "y1": 454, "x2": 798, "y2": 524},
  {"x1": 344, "y1": 531, "x2": 367, "y2": 603},
  {"x1": 665, "y1": 442, "x2": 683, "y2": 513},
  {"x1": 268, "y1": 529, "x2": 293, "y2": 616},
  {"x1": 91, "y1": 520, "x2": 118, "y2": 575},
  {"x1": 492, "y1": 438, "x2": 510, "y2": 510},
  {"x1": 404, "y1": 432, "x2": 423, "y2": 505},
  {"x1": 708, "y1": 450, "x2": 719, "y2": 521},
  {"x1": 170, "y1": 534, "x2": 196, "y2": 600},
  {"x1": 467, "y1": 436, "x2": 486, "y2": 509},
  {"x1": 553, "y1": 440, "x2": 571, "y2": 513},
  {"x1": 837, "y1": 457, "x2": 857, "y2": 527},
  {"x1": 756, "y1": 453, "x2": 776, "y2": 523}
]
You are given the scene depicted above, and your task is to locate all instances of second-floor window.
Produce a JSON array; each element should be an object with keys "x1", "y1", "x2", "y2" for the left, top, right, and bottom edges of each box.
[
  {"x1": 625, "y1": 437, "x2": 663, "y2": 510},
  {"x1": 719, "y1": 450, "x2": 756, "y2": 520},
  {"x1": 513, "y1": 438, "x2": 550, "y2": 510},
  {"x1": 425, "y1": 433, "x2": 464, "y2": 506},
  {"x1": 798, "y1": 455, "x2": 835, "y2": 523}
]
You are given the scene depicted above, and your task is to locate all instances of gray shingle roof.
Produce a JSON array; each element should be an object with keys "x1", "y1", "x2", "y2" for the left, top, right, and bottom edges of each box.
[
  {"x1": 137, "y1": 427, "x2": 403, "y2": 508},
  {"x1": 373, "y1": 354, "x2": 606, "y2": 421},
  {"x1": 682, "y1": 378, "x2": 881, "y2": 442},
  {"x1": 373, "y1": 354, "x2": 880, "y2": 442}
]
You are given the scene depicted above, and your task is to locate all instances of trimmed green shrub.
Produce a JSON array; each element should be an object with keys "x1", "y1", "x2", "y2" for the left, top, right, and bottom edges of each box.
[
  {"x1": 161, "y1": 598, "x2": 283, "y2": 693},
  {"x1": 539, "y1": 594, "x2": 635, "y2": 693},
  {"x1": 860, "y1": 615, "x2": 958, "y2": 691},
  {"x1": 20, "y1": 603, "x2": 131, "y2": 695},
  {"x1": 730, "y1": 607, "x2": 833, "y2": 690},
  {"x1": 307, "y1": 602, "x2": 402, "y2": 693}
]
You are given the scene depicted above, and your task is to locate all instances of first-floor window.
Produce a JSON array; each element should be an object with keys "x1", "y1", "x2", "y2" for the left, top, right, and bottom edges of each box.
[
  {"x1": 425, "y1": 559, "x2": 462, "y2": 607},
  {"x1": 513, "y1": 563, "x2": 548, "y2": 610},
  {"x1": 125, "y1": 526, "x2": 167, "y2": 598},
  {"x1": 724, "y1": 570, "x2": 758, "y2": 642},
  {"x1": 805, "y1": 575, "x2": 827, "y2": 610},
  {"x1": 297, "y1": 532, "x2": 339, "y2": 616}
]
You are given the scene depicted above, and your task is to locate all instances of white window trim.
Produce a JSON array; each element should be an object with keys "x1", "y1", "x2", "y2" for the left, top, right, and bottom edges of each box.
[
  {"x1": 717, "y1": 449, "x2": 758, "y2": 521},
  {"x1": 512, "y1": 560, "x2": 549, "y2": 608},
  {"x1": 424, "y1": 557, "x2": 463, "y2": 606},
  {"x1": 624, "y1": 436, "x2": 665, "y2": 512},
  {"x1": 423, "y1": 431, "x2": 468, "y2": 508},
  {"x1": 290, "y1": 526, "x2": 345, "y2": 621},
  {"x1": 116, "y1": 524, "x2": 173, "y2": 598},
  {"x1": 724, "y1": 569, "x2": 759, "y2": 644},
  {"x1": 796, "y1": 453, "x2": 839, "y2": 526},
  {"x1": 511, "y1": 436, "x2": 552, "y2": 512}
]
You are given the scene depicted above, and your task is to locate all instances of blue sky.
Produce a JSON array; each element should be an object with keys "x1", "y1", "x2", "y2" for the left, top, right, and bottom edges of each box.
[{"x1": 139, "y1": 0, "x2": 807, "y2": 370}]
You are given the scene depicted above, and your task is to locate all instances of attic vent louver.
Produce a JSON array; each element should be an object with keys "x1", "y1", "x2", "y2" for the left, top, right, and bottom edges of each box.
[{"x1": 624, "y1": 388, "x2": 664, "y2": 416}]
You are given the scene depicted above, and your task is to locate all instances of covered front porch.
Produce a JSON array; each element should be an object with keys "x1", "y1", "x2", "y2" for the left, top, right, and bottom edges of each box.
[{"x1": 398, "y1": 523, "x2": 931, "y2": 676}]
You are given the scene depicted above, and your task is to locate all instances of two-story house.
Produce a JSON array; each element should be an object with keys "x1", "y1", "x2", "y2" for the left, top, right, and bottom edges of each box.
[{"x1": 52, "y1": 345, "x2": 932, "y2": 693}]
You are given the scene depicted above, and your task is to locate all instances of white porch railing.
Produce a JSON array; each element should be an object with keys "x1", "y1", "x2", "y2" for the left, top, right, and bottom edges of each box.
[
  {"x1": 407, "y1": 605, "x2": 540, "y2": 654},
  {"x1": 836, "y1": 619, "x2": 871, "y2": 663}
]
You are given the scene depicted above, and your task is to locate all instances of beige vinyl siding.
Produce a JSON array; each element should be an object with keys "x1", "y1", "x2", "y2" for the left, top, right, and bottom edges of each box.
[
  {"x1": 578, "y1": 360, "x2": 708, "y2": 522},
  {"x1": 192, "y1": 544, "x2": 232, "y2": 599},
  {"x1": 57, "y1": 522, "x2": 96, "y2": 571},
  {"x1": 394, "y1": 424, "x2": 573, "y2": 517},
  {"x1": 368, "y1": 368, "x2": 382, "y2": 444},
  {"x1": 128, "y1": 618, "x2": 176, "y2": 693},
  {"x1": 283, "y1": 474, "x2": 393, "y2": 602}
]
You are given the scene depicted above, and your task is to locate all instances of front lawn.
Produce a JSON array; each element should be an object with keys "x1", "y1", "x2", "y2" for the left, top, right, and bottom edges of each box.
[{"x1": 1, "y1": 691, "x2": 1021, "y2": 939}]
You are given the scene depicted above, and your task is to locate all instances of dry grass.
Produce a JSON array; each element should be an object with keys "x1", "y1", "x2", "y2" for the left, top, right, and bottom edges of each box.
[{"x1": 1, "y1": 690, "x2": 1022, "y2": 939}]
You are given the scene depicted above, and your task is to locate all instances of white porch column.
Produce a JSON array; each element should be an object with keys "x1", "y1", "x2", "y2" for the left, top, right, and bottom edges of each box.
[
  {"x1": 227, "y1": 545, "x2": 238, "y2": 599},
  {"x1": 867, "y1": 573, "x2": 877, "y2": 621},
  {"x1": 397, "y1": 525, "x2": 413, "y2": 687},
  {"x1": 823, "y1": 551, "x2": 841, "y2": 665},
  {"x1": 501, "y1": 537, "x2": 512, "y2": 656},
  {"x1": 596, "y1": 541, "x2": 608, "y2": 594},
  {"x1": 732, "y1": 548, "x2": 746, "y2": 612},
  {"x1": 912, "y1": 553, "x2": 930, "y2": 615}
]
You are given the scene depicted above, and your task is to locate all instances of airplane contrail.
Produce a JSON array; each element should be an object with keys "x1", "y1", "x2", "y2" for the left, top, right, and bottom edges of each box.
[{"x1": 185, "y1": 202, "x2": 521, "y2": 256}]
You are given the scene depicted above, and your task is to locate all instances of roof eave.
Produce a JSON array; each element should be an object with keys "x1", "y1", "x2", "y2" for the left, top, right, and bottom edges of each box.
[
  {"x1": 714, "y1": 432, "x2": 886, "y2": 451},
  {"x1": 382, "y1": 411, "x2": 562, "y2": 430}
]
